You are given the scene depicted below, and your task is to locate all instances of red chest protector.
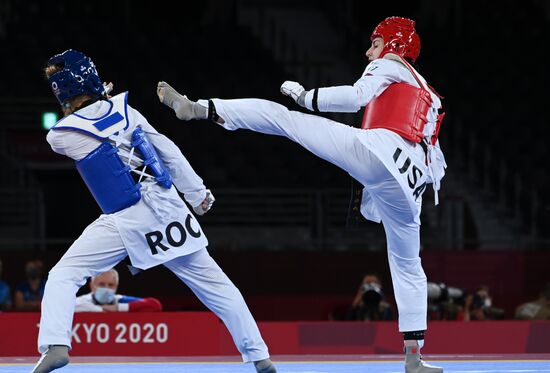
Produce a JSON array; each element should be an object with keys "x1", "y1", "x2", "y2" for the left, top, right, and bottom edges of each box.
[{"x1": 361, "y1": 57, "x2": 444, "y2": 145}]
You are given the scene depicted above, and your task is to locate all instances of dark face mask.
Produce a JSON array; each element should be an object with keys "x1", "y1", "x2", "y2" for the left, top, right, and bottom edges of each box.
[{"x1": 26, "y1": 268, "x2": 41, "y2": 280}]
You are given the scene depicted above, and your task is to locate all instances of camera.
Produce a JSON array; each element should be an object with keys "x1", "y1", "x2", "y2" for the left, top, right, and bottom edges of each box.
[
  {"x1": 427, "y1": 282, "x2": 466, "y2": 320},
  {"x1": 427, "y1": 282, "x2": 464, "y2": 302},
  {"x1": 361, "y1": 282, "x2": 383, "y2": 306}
]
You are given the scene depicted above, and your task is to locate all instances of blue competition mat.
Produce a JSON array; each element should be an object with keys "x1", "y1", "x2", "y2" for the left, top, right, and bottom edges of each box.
[{"x1": 2, "y1": 360, "x2": 550, "y2": 373}]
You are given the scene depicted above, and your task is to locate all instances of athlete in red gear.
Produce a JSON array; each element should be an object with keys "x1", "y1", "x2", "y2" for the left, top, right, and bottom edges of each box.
[{"x1": 158, "y1": 17, "x2": 446, "y2": 373}]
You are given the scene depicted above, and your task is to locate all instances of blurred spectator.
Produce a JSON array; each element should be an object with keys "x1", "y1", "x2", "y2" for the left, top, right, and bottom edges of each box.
[
  {"x1": 514, "y1": 283, "x2": 550, "y2": 320},
  {"x1": 427, "y1": 282, "x2": 467, "y2": 320},
  {"x1": 0, "y1": 259, "x2": 12, "y2": 311},
  {"x1": 464, "y1": 285, "x2": 504, "y2": 321},
  {"x1": 14, "y1": 260, "x2": 46, "y2": 311},
  {"x1": 346, "y1": 274, "x2": 393, "y2": 321},
  {"x1": 75, "y1": 269, "x2": 162, "y2": 312}
]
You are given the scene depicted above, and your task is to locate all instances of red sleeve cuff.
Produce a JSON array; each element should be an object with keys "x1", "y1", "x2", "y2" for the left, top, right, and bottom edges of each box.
[{"x1": 127, "y1": 297, "x2": 163, "y2": 312}]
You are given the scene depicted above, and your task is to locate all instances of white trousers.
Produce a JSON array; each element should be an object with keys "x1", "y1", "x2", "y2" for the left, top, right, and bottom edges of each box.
[
  {"x1": 210, "y1": 98, "x2": 428, "y2": 332},
  {"x1": 37, "y1": 214, "x2": 269, "y2": 362}
]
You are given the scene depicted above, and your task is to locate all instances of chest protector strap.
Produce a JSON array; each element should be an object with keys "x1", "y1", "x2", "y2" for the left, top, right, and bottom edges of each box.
[
  {"x1": 76, "y1": 142, "x2": 141, "y2": 214},
  {"x1": 131, "y1": 127, "x2": 172, "y2": 189},
  {"x1": 361, "y1": 83, "x2": 432, "y2": 143}
]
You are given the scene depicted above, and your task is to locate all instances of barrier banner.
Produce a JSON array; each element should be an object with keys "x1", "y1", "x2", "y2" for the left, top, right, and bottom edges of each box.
[
  {"x1": 1, "y1": 312, "x2": 223, "y2": 356},
  {"x1": 1, "y1": 313, "x2": 549, "y2": 356}
]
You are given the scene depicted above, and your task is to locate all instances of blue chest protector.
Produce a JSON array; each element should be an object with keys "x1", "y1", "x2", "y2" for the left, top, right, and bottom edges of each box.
[
  {"x1": 76, "y1": 143, "x2": 142, "y2": 214},
  {"x1": 54, "y1": 92, "x2": 172, "y2": 214}
]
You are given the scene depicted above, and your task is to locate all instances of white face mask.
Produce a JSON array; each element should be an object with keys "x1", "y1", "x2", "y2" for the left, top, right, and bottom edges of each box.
[{"x1": 94, "y1": 287, "x2": 116, "y2": 304}]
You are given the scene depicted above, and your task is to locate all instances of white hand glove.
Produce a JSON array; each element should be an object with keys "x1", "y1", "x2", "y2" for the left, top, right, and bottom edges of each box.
[
  {"x1": 193, "y1": 189, "x2": 215, "y2": 216},
  {"x1": 103, "y1": 82, "x2": 114, "y2": 95},
  {"x1": 103, "y1": 82, "x2": 114, "y2": 98},
  {"x1": 280, "y1": 81, "x2": 307, "y2": 107}
]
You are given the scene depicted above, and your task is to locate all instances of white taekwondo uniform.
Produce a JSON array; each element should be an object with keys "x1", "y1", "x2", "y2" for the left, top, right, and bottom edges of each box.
[
  {"x1": 37, "y1": 92, "x2": 269, "y2": 363},
  {"x1": 198, "y1": 55, "x2": 446, "y2": 332}
]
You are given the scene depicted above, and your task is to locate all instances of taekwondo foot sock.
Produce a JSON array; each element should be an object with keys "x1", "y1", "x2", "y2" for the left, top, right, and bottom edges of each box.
[
  {"x1": 254, "y1": 358, "x2": 277, "y2": 373},
  {"x1": 157, "y1": 81, "x2": 207, "y2": 121},
  {"x1": 31, "y1": 345, "x2": 69, "y2": 373},
  {"x1": 405, "y1": 345, "x2": 444, "y2": 373}
]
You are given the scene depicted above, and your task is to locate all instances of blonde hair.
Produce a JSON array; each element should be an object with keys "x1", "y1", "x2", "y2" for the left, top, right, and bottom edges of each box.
[
  {"x1": 44, "y1": 64, "x2": 93, "y2": 116},
  {"x1": 44, "y1": 64, "x2": 60, "y2": 79}
]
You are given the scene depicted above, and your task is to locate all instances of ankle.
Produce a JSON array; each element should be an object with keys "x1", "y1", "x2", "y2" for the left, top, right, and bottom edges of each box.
[
  {"x1": 191, "y1": 101, "x2": 207, "y2": 119},
  {"x1": 254, "y1": 358, "x2": 272, "y2": 369},
  {"x1": 404, "y1": 339, "x2": 424, "y2": 355},
  {"x1": 403, "y1": 330, "x2": 425, "y2": 353},
  {"x1": 49, "y1": 345, "x2": 69, "y2": 351}
]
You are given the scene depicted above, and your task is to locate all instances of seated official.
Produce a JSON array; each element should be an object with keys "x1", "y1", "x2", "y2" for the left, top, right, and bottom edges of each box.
[{"x1": 75, "y1": 269, "x2": 162, "y2": 312}]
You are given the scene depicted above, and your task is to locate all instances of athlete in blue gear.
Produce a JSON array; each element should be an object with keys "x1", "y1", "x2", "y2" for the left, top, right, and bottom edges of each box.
[{"x1": 31, "y1": 50, "x2": 276, "y2": 373}]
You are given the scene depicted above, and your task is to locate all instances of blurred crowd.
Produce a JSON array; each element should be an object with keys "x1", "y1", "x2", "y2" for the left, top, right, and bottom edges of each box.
[
  {"x1": 0, "y1": 258, "x2": 45, "y2": 312},
  {"x1": 338, "y1": 274, "x2": 550, "y2": 322},
  {"x1": 0, "y1": 258, "x2": 162, "y2": 313},
  {"x1": 1, "y1": 256, "x2": 549, "y2": 321}
]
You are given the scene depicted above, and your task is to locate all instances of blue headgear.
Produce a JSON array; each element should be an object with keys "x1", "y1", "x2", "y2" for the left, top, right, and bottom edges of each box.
[{"x1": 47, "y1": 49, "x2": 105, "y2": 105}]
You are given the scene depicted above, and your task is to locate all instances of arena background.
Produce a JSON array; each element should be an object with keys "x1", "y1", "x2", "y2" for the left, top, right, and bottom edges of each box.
[{"x1": 1, "y1": 0, "x2": 550, "y2": 366}]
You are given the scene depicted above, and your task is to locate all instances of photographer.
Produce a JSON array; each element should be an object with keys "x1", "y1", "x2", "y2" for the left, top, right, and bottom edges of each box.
[
  {"x1": 347, "y1": 274, "x2": 394, "y2": 321},
  {"x1": 515, "y1": 283, "x2": 550, "y2": 320},
  {"x1": 464, "y1": 285, "x2": 505, "y2": 321},
  {"x1": 427, "y1": 282, "x2": 466, "y2": 320}
]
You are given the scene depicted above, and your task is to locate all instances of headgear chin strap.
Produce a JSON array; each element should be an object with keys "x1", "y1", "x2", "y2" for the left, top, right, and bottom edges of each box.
[
  {"x1": 47, "y1": 49, "x2": 105, "y2": 105},
  {"x1": 371, "y1": 17, "x2": 421, "y2": 63}
]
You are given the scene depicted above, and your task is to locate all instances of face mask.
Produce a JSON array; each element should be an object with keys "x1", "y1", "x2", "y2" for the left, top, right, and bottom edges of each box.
[
  {"x1": 94, "y1": 287, "x2": 116, "y2": 305},
  {"x1": 484, "y1": 298, "x2": 492, "y2": 308}
]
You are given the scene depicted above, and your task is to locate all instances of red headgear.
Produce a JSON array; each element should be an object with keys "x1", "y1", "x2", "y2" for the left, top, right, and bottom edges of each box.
[{"x1": 371, "y1": 17, "x2": 421, "y2": 62}]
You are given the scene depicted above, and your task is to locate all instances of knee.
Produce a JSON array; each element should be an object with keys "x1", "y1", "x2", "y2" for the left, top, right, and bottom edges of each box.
[
  {"x1": 246, "y1": 98, "x2": 288, "y2": 115},
  {"x1": 389, "y1": 253, "x2": 427, "y2": 280},
  {"x1": 256, "y1": 98, "x2": 286, "y2": 112},
  {"x1": 217, "y1": 289, "x2": 249, "y2": 316}
]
